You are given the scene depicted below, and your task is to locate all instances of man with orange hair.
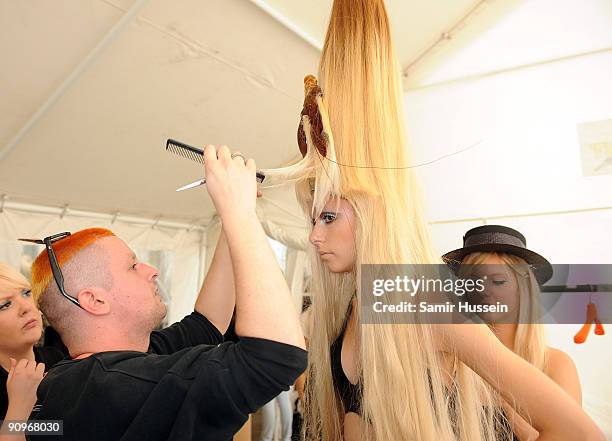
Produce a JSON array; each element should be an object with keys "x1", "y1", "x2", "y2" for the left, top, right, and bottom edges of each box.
[{"x1": 26, "y1": 146, "x2": 307, "y2": 441}]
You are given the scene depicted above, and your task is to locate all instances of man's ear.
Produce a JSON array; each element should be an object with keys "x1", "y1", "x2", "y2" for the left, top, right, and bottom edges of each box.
[{"x1": 76, "y1": 288, "x2": 111, "y2": 315}]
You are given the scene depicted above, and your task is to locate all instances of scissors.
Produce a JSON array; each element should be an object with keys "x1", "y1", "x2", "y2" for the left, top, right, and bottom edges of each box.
[{"x1": 176, "y1": 172, "x2": 266, "y2": 192}]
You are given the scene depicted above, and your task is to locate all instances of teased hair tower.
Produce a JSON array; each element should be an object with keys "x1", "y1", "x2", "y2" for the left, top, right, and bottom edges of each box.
[{"x1": 281, "y1": 1, "x2": 507, "y2": 440}]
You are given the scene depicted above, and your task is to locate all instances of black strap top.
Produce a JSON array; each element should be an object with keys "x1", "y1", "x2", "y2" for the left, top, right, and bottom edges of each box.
[{"x1": 330, "y1": 304, "x2": 362, "y2": 415}]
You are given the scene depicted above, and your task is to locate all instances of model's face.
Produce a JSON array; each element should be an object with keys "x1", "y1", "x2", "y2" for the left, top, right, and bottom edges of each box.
[
  {"x1": 466, "y1": 254, "x2": 521, "y2": 323},
  {"x1": 309, "y1": 199, "x2": 357, "y2": 273},
  {"x1": 0, "y1": 282, "x2": 43, "y2": 352},
  {"x1": 98, "y1": 237, "x2": 167, "y2": 329}
]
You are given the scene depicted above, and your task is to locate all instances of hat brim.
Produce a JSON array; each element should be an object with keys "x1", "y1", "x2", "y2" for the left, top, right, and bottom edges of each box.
[{"x1": 442, "y1": 243, "x2": 553, "y2": 285}]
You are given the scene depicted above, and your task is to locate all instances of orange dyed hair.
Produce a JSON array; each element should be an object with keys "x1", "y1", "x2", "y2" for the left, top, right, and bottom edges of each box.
[{"x1": 31, "y1": 228, "x2": 115, "y2": 304}]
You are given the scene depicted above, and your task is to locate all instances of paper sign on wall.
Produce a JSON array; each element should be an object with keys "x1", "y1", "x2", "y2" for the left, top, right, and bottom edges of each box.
[{"x1": 578, "y1": 118, "x2": 612, "y2": 176}]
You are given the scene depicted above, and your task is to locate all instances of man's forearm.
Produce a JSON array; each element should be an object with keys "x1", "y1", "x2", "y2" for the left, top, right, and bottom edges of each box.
[
  {"x1": 223, "y1": 214, "x2": 305, "y2": 349},
  {"x1": 194, "y1": 229, "x2": 235, "y2": 334}
]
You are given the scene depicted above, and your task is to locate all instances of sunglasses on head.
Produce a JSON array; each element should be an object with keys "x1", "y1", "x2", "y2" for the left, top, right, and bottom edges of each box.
[{"x1": 19, "y1": 232, "x2": 83, "y2": 309}]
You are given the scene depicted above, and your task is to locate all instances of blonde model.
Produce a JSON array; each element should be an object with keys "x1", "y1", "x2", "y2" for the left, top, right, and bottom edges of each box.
[
  {"x1": 264, "y1": 1, "x2": 604, "y2": 440},
  {"x1": 0, "y1": 262, "x2": 65, "y2": 441},
  {"x1": 445, "y1": 225, "x2": 582, "y2": 441}
]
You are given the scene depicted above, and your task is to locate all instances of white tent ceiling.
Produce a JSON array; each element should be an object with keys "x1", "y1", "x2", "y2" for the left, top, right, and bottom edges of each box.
[
  {"x1": 0, "y1": 0, "x2": 501, "y2": 225},
  {"x1": 404, "y1": 0, "x2": 612, "y2": 87}
]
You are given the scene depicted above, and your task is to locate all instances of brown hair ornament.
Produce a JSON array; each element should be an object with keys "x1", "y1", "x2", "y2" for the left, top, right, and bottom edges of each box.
[{"x1": 297, "y1": 75, "x2": 329, "y2": 158}]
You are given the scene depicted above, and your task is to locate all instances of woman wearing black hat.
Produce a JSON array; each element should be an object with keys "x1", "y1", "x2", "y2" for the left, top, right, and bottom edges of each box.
[{"x1": 443, "y1": 225, "x2": 581, "y2": 441}]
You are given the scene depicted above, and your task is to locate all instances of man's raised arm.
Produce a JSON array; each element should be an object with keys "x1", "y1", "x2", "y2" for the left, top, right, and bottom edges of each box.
[
  {"x1": 203, "y1": 145, "x2": 305, "y2": 349},
  {"x1": 194, "y1": 230, "x2": 235, "y2": 334}
]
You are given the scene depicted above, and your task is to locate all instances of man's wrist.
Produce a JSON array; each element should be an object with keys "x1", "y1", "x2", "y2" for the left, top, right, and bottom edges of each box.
[{"x1": 219, "y1": 210, "x2": 259, "y2": 234}]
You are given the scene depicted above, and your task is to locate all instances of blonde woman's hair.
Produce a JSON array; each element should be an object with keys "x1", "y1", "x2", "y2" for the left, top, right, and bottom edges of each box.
[
  {"x1": 461, "y1": 252, "x2": 547, "y2": 371},
  {"x1": 294, "y1": 1, "x2": 503, "y2": 440},
  {"x1": 0, "y1": 261, "x2": 30, "y2": 292}
]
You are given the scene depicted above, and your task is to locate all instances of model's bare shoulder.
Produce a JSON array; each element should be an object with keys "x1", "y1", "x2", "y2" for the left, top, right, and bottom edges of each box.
[
  {"x1": 546, "y1": 348, "x2": 577, "y2": 373},
  {"x1": 546, "y1": 347, "x2": 582, "y2": 404}
]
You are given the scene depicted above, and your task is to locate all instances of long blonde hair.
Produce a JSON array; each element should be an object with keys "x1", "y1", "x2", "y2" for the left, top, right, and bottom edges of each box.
[
  {"x1": 297, "y1": 1, "x2": 501, "y2": 440},
  {"x1": 461, "y1": 252, "x2": 547, "y2": 371}
]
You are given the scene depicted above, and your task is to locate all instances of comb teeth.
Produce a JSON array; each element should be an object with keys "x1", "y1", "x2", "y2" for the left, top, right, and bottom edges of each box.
[
  {"x1": 166, "y1": 138, "x2": 266, "y2": 184},
  {"x1": 166, "y1": 139, "x2": 204, "y2": 164}
]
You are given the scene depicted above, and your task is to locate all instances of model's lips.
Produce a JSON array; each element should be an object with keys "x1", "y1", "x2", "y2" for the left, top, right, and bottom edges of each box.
[{"x1": 23, "y1": 318, "x2": 38, "y2": 330}]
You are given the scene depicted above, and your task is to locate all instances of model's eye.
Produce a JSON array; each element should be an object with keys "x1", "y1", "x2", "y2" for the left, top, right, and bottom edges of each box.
[
  {"x1": 0, "y1": 301, "x2": 11, "y2": 311},
  {"x1": 320, "y1": 212, "x2": 337, "y2": 224},
  {"x1": 493, "y1": 280, "x2": 506, "y2": 286},
  {"x1": 131, "y1": 263, "x2": 138, "y2": 270},
  {"x1": 22, "y1": 289, "x2": 32, "y2": 298}
]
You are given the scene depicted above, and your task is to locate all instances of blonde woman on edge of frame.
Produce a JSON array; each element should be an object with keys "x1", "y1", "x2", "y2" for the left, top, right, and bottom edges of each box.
[
  {"x1": 275, "y1": 1, "x2": 606, "y2": 440},
  {"x1": 0, "y1": 262, "x2": 65, "y2": 441},
  {"x1": 444, "y1": 225, "x2": 582, "y2": 441}
]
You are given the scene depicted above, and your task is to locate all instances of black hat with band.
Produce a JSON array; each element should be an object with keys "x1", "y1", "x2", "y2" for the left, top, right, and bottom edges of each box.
[{"x1": 442, "y1": 225, "x2": 553, "y2": 285}]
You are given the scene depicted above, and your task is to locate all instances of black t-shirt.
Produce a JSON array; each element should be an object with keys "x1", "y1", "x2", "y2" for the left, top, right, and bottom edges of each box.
[
  {"x1": 30, "y1": 311, "x2": 307, "y2": 441},
  {"x1": 1, "y1": 346, "x2": 66, "y2": 418}
]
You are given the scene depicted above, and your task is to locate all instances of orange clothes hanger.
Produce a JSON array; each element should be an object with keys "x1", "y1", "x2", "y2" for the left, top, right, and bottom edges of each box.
[{"x1": 574, "y1": 295, "x2": 605, "y2": 344}]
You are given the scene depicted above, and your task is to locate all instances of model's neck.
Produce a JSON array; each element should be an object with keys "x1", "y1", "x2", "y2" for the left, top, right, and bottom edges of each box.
[
  {"x1": 489, "y1": 323, "x2": 518, "y2": 350},
  {"x1": 0, "y1": 346, "x2": 36, "y2": 371}
]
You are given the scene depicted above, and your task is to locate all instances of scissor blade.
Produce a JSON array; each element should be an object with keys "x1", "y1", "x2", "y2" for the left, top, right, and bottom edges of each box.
[{"x1": 176, "y1": 178, "x2": 206, "y2": 192}]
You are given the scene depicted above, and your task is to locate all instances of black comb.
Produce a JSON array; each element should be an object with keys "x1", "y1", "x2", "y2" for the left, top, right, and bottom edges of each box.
[{"x1": 166, "y1": 139, "x2": 265, "y2": 183}]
